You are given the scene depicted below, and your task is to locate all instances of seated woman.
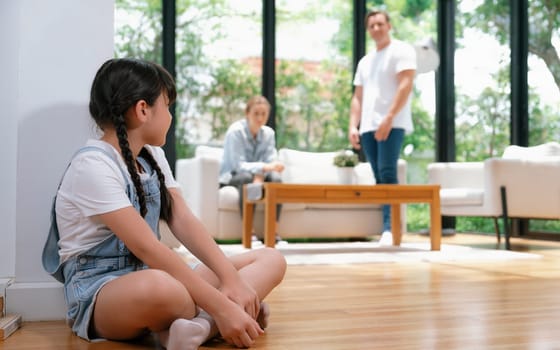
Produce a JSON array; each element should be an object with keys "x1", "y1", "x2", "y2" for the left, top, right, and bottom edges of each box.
[{"x1": 219, "y1": 96, "x2": 285, "y2": 243}]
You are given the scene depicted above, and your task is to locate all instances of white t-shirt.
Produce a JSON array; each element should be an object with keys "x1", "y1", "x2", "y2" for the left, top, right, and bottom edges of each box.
[
  {"x1": 353, "y1": 39, "x2": 416, "y2": 134},
  {"x1": 55, "y1": 139, "x2": 179, "y2": 263}
]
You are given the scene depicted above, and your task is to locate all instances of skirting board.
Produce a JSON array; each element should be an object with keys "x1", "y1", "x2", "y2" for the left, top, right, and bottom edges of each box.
[{"x1": 6, "y1": 282, "x2": 65, "y2": 321}]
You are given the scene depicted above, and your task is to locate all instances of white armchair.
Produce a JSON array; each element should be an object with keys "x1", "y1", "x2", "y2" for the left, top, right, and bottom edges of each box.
[
  {"x1": 427, "y1": 161, "x2": 503, "y2": 242},
  {"x1": 175, "y1": 145, "x2": 264, "y2": 240},
  {"x1": 428, "y1": 142, "x2": 560, "y2": 248}
]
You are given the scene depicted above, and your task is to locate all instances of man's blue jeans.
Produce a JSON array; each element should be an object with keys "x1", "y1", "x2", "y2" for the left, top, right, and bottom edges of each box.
[{"x1": 360, "y1": 128, "x2": 405, "y2": 232}]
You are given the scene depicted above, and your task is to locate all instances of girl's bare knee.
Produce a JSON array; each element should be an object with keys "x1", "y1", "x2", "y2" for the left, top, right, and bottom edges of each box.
[
  {"x1": 139, "y1": 269, "x2": 197, "y2": 318},
  {"x1": 259, "y1": 248, "x2": 287, "y2": 282}
]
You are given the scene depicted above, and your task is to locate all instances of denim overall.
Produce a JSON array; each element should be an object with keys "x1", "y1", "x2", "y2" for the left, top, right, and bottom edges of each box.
[{"x1": 42, "y1": 146, "x2": 162, "y2": 340}]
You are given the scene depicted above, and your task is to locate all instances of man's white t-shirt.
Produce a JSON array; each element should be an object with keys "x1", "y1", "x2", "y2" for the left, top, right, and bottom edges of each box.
[
  {"x1": 353, "y1": 39, "x2": 416, "y2": 134},
  {"x1": 55, "y1": 139, "x2": 179, "y2": 263}
]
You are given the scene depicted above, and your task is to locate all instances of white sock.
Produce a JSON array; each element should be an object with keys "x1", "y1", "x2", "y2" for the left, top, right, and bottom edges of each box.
[
  {"x1": 195, "y1": 309, "x2": 218, "y2": 339},
  {"x1": 159, "y1": 317, "x2": 211, "y2": 350},
  {"x1": 257, "y1": 302, "x2": 270, "y2": 330}
]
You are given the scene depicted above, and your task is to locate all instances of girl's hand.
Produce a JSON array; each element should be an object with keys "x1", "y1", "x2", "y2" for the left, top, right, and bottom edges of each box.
[
  {"x1": 221, "y1": 277, "x2": 260, "y2": 319},
  {"x1": 214, "y1": 300, "x2": 264, "y2": 348}
]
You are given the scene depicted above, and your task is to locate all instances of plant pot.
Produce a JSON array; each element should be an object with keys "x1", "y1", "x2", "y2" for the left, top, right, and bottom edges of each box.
[{"x1": 336, "y1": 167, "x2": 355, "y2": 184}]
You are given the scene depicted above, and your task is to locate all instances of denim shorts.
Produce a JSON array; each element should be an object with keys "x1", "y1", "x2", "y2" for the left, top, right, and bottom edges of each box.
[
  {"x1": 62, "y1": 255, "x2": 146, "y2": 341},
  {"x1": 62, "y1": 254, "x2": 201, "y2": 341}
]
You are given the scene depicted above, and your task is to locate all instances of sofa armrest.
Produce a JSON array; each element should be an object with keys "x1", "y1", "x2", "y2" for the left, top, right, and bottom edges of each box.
[
  {"x1": 397, "y1": 159, "x2": 407, "y2": 184},
  {"x1": 427, "y1": 162, "x2": 484, "y2": 188},
  {"x1": 484, "y1": 158, "x2": 560, "y2": 218},
  {"x1": 175, "y1": 156, "x2": 220, "y2": 234}
]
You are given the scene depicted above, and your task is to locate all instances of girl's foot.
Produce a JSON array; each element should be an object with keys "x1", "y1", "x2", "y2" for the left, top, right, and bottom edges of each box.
[
  {"x1": 159, "y1": 318, "x2": 211, "y2": 350},
  {"x1": 257, "y1": 302, "x2": 270, "y2": 330}
]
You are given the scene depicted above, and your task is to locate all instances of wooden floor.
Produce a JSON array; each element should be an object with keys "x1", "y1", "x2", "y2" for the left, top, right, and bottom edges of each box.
[{"x1": 4, "y1": 233, "x2": 560, "y2": 350}]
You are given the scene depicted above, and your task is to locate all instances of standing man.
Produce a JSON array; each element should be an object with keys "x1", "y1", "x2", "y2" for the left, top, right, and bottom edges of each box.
[{"x1": 349, "y1": 10, "x2": 416, "y2": 245}]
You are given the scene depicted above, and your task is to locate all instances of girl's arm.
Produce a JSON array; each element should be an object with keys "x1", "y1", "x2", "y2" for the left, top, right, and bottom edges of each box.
[{"x1": 166, "y1": 188, "x2": 261, "y2": 317}]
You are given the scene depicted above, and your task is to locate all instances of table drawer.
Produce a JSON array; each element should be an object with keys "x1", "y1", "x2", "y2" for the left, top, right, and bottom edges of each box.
[{"x1": 326, "y1": 189, "x2": 390, "y2": 199}]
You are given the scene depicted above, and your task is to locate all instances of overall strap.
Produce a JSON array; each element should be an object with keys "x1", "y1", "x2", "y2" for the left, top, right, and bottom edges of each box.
[{"x1": 42, "y1": 145, "x2": 133, "y2": 283}]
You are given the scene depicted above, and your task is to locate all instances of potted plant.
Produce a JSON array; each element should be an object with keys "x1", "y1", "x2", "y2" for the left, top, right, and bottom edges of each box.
[
  {"x1": 333, "y1": 150, "x2": 359, "y2": 167},
  {"x1": 333, "y1": 150, "x2": 359, "y2": 184}
]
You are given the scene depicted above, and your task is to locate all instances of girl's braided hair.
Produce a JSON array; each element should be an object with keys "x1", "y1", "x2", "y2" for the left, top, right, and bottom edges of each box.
[{"x1": 88, "y1": 58, "x2": 176, "y2": 221}]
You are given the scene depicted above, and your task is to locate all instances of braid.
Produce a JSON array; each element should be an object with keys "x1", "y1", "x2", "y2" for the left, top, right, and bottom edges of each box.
[
  {"x1": 140, "y1": 148, "x2": 173, "y2": 221},
  {"x1": 115, "y1": 115, "x2": 147, "y2": 217}
]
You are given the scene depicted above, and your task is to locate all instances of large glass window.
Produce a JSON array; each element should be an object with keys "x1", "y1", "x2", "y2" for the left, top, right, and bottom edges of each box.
[
  {"x1": 114, "y1": 0, "x2": 162, "y2": 62},
  {"x1": 456, "y1": 1, "x2": 511, "y2": 162},
  {"x1": 527, "y1": 0, "x2": 560, "y2": 234},
  {"x1": 174, "y1": 0, "x2": 262, "y2": 157},
  {"x1": 274, "y1": 0, "x2": 353, "y2": 152},
  {"x1": 451, "y1": 1, "x2": 512, "y2": 233},
  {"x1": 115, "y1": 0, "x2": 262, "y2": 158},
  {"x1": 527, "y1": 0, "x2": 560, "y2": 146},
  {"x1": 115, "y1": 1, "x2": 557, "y2": 235}
]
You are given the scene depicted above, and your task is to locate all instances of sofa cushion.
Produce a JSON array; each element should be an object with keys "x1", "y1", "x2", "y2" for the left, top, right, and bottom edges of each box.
[
  {"x1": 502, "y1": 142, "x2": 560, "y2": 160},
  {"x1": 354, "y1": 163, "x2": 375, "y2": 185},
  {"x1": 439, "y1": 188, "x2": 484, "y2": 206},
  {"x1": 279, "y1": 148, "x2": 375, "y2": 185},
  {"x1": 279, "y1": 148, "x2": 340, "y2": 184}
]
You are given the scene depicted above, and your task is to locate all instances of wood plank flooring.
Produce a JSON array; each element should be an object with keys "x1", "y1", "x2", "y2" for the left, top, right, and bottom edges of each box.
[{"x1": 3, "y1": 233, "x2": 560, "y2": 350}]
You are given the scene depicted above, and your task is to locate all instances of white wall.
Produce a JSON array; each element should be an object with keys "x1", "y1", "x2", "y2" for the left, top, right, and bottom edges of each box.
[
  {"x1": 1, "y1": 0, "x2": 114, "y2": 320},
  {"x1": 0, "y1": 1, "x2": 19, "y2": 280}
]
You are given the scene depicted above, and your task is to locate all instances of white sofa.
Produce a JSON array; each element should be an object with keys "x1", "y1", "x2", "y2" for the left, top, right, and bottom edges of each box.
[
  {"x1": 175, "y1": 146, "x2": 407, "y2": 240},
  {"x1": 428, "y1": 142, "x2": 560, "y2": 246}
]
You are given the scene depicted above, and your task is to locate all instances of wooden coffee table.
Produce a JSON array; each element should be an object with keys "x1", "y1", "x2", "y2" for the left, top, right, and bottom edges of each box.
[{"x1": 242, "y1": 183, "x2": 441, "y2": 250}]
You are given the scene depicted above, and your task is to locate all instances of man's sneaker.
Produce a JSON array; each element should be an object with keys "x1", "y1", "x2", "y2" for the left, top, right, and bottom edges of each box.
[
  {"x1": 251, "y1": 235, "x2": 264, "y2": 246},
  {"x1": 275, "y1": 234, "x2": 288, "y2": 245},
  {"x1": 253, "y1": 234, "x2": 287, "y2": 245},
  {"x1": 378, "y1": 231, "x2": 393, "y2": 246}
]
